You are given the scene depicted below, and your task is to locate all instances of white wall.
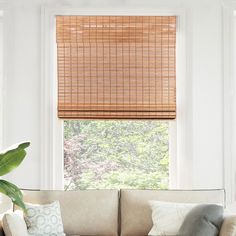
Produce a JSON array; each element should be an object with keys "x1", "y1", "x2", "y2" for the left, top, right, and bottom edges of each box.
[
  {"x1": 1, "y1": 0, "x2": 224, "y2": 190},
  {"x1": 190, "y1": 2, "x2": 223, "y2": 188},
  {"x1": 0, "y1": 12, "x2": 3, "y2": 150}
]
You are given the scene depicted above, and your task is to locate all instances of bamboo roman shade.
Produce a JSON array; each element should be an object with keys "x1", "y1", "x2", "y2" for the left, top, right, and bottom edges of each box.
[{"x1": 56, "y1": 16, "x2": 176, "y2": 119}]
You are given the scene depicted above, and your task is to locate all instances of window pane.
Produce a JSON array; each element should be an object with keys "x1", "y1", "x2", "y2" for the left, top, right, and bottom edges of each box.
[{"x1": 64, "y1": 120, "x2": 169, "y2": 190}]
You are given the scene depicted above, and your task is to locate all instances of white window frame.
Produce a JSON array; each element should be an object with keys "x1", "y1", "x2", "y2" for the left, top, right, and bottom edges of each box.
[{"x1": 40, "y1": 6, "x2": 190, "y2": 190}]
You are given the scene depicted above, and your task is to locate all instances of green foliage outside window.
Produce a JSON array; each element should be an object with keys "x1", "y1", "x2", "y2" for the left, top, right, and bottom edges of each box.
[{"x1": 64, "y1": 120, "x2": 169, "y2": 190}]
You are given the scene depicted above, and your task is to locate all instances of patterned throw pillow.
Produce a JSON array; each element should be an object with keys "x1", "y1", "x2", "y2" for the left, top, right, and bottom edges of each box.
[
  {"x1": 25, "y1": 201, "x2": 65, "y2": 236},
  {"x1": 148, "y1": 201, "x2": 196, "y2": 236}
]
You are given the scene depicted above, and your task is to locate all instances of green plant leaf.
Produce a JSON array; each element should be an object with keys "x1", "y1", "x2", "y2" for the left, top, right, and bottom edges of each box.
[
  {"x1": 18, "y1": 142, "x2": 30, "y2": 149},
  {"x1": 0, "y1": 179, "x2": 25, "y2": 211},
  {"x1": 0, "y1": 141, "x2": 30, "y2": 176}
]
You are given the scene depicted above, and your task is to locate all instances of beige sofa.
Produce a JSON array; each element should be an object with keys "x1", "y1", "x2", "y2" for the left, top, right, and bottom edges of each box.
[{"x1": 0, "y1": 189, "x2": 230, "y2": 236}]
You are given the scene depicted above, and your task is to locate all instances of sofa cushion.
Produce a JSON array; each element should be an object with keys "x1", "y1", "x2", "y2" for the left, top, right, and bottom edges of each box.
[
  {"x1": 120, "y1": 189, "x2": 225, "y2": 236},
  {"x1": 21, "y1": 190, "x2": 119, "y2": 236}
]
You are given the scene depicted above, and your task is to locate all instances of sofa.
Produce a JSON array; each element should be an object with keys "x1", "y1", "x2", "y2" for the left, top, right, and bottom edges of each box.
[{"x1": 0, "y1": 189, "x2": 232, "y2": 236}]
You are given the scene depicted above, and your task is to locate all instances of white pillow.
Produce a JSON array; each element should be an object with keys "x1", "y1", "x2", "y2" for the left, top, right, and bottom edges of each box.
[
  {"x1": 2, "y1": 210, "x2": 28, "y2": 236},
  {"x1": 25, "y1": 201, "x2": 65, "y2": 236},
  {"x1": 148, "y1": 201, "x2": 196, "y2": 236}
]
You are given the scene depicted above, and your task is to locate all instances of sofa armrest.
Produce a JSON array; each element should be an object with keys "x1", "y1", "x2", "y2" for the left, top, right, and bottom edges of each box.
[
  {"x1": 0, "y1": 220, "x2": 4, "y2": 236},
  {"x1": 220, "y1": 215, "x2": 236, "y2": 236}
]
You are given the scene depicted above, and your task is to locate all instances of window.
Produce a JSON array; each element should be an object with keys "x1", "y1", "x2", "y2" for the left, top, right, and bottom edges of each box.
[
  {"x1": 55, "y1": 15, "x2": 177, "y2": 190},
  {"x1": 64, "y1": 120, "x2": 169, "y2": 190}
]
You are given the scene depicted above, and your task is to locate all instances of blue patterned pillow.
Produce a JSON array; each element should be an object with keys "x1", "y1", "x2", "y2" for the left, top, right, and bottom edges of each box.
[{"x1": 24, "y1": 201, "x2": 65, "y2": 236}]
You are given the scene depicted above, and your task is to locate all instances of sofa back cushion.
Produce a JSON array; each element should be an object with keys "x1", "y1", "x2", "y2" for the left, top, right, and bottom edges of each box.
[
  {"x1": 120, "y1": 189, "x2": 225, "y2": 236},
  {"x1": 21, "y1": 190, "x2": 119, "y2": 236}
]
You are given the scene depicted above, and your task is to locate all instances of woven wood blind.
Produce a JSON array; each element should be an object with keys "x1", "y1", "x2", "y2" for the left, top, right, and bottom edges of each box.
[{"x1": 56, "y1": 16, "x2": 176, "y2": 119}]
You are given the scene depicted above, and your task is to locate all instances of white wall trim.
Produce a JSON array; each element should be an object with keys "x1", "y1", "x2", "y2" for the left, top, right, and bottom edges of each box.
[
  {"x1": 41, "y1": 7, "x2": 64, "y2": 190},
  {"x1": 222, "y1": 2, "x2": 236, "y2": 205},
  {"x1": 169, "y1": 10, "x2": 193, "y2": 189},
  {"x1": 41, "y1": 6, "x2": 189, "y2": 190},
  {"x1": 176, "y1": 10, "x2": 193, "y2": 189}
]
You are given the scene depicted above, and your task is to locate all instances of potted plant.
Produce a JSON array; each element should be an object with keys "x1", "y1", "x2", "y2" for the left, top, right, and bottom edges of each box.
[{"x1": 0, "y1": 141, "x2": 30, "y2": 211}]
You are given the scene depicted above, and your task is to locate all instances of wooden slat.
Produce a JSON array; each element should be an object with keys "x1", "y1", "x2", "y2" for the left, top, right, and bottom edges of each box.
[{"x1": 56, "y1": 16, "x2": 176, "y2": 119}]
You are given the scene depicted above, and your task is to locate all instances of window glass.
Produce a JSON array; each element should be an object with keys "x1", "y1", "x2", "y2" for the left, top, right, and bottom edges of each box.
[{"x1": 64, "y1": 120, "x2": 169, "y2": 190}]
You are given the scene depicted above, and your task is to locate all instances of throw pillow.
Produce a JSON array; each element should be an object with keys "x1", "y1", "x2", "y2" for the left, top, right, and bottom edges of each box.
[
  {"x1": 178, "y1": 204, "x2": 223, "y2": 236},
  {"x1": 148, "y1": 201, "x2": 196, "y2": 236},
  {"x1": 25, "y1": 201, "x2": 65, "y2": 236},
  {"x1": 2, "y1": 210, "x2": 28, "y2": 236}
]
